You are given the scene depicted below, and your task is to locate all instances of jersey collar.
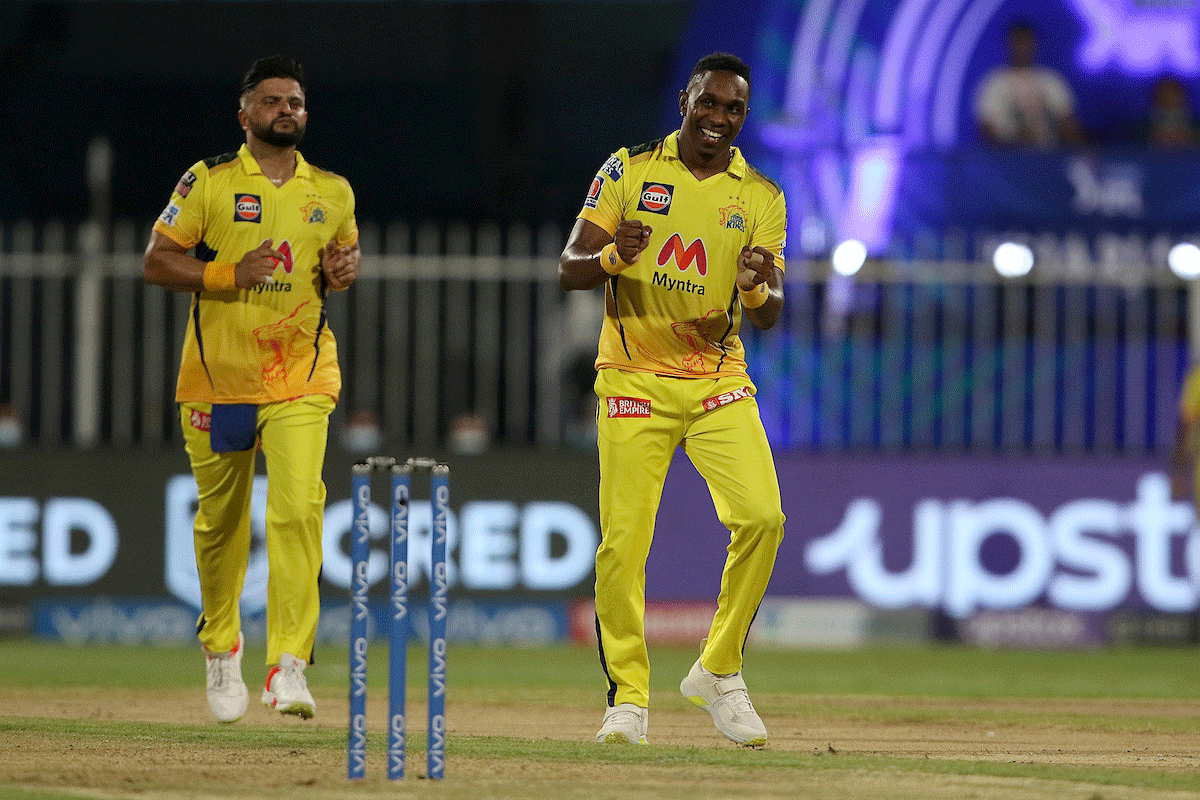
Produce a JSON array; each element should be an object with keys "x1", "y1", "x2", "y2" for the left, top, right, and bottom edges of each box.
[
  {"x1": 237, "y1": 143, "x2": 313, "y2": 181},
  {"x1": 666, "y1": 130, "x2": 747, "y2": 179}
]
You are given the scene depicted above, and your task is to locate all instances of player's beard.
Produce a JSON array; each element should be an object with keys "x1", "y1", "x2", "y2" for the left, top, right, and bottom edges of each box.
[{"x1": 252, "y1": 117, "x2": 305, "y2": 148}]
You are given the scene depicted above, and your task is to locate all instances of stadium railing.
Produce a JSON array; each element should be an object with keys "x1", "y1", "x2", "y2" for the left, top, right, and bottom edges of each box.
[{"x1": 0, "y1": 218, "x2": 1191, "y2": 453}]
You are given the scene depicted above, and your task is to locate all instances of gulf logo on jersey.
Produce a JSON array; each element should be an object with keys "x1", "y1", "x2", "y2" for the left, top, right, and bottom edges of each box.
[
  {"x1": 637, "y1": 182, "x2": 674, "y2": 215},
  {"x1": 657, "y1": 233, "x2": 707, "y2": 276},
  {"x1": 234, "y1": 194, "x2": 262, "y2": 222}
]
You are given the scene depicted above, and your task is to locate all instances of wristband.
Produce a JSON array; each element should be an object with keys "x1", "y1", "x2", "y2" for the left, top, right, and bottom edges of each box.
[
  {"x1": 203, "y1": 261, "x2": 238, "y2": 292},
  {"x1": 599, "y1": 242, "x2": 633, "y2": 275},
  {"x1": 738, "y1": 282, "x2": 770, "y2": 309}
]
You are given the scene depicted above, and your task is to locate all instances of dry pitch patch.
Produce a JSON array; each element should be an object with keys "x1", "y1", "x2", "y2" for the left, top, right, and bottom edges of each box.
[{"x1": 3, "y1": 686, "x2": 1200, "y2": 800}]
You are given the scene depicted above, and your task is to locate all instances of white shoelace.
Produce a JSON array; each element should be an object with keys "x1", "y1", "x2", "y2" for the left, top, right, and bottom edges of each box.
[
  {"x1": 715, "y1": 687, "x2": 756, "y2": 719},
  {"x1": 206, "y1": 654, "x2": 238, "y2": 690},
  {"x1": 275, "y1": 665, "x2": 308, "y2": 696}
]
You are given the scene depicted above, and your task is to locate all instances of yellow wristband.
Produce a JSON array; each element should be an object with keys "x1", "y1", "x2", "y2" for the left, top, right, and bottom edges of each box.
[
  {"x1": 202, "y1": 261, "x2": 238, "y2": 292},
  {"x1": 739, "y1": 282, "x2": 770, "y2": 309},
  {"x1": 599, "y1": 242, "x2": 633, "y2": 275}
]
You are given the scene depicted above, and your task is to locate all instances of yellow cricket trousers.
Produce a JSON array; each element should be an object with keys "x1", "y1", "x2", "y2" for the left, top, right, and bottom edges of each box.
[
  {"x1": 180, "y1": 395, "x2": 334, "y2": 666},
  {"x1": 594, "y1": 368, "x2": 785, "y2": 708}
]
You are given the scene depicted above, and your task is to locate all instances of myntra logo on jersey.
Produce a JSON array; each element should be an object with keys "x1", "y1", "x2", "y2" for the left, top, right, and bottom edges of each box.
[
  {"x1": 657, "y1": 233, "x2": 707, "y2": 276},
  {"x1": 234, "y1": 195, "x2": 262, "y2": 222}
]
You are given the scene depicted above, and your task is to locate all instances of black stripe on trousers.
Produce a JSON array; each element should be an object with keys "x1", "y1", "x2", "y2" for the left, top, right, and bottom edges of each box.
[{"x1": 595, "y1": 613, "x2": 618, "y2": 707}]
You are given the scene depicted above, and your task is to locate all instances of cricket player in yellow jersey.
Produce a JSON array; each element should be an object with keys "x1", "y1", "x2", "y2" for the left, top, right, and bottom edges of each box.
[
  {"x1": 144, "y1": 55, "x2": 359, "y2": 724},
  {"x1": 560, "y1": 53, "x2": 786, "y2": 747},
  {"x1": 1170, "y1": 364, "x2": 1200, "y2": 505}
]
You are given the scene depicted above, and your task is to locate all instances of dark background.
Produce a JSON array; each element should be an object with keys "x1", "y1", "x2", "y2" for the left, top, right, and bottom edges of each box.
[{"x1": 0, "y1": 1, "x2": 699, "y2": 233}]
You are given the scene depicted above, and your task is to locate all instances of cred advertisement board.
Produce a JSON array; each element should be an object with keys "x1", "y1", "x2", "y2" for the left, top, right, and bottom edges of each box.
[{"x1": 0, "y1": 449, "x2": 601, "y2": 606}]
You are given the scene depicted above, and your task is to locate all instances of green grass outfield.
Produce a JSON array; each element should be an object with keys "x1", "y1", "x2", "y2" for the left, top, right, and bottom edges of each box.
[{"x1": 3, "y1": 641, "x2": 1200, "y2": 799}]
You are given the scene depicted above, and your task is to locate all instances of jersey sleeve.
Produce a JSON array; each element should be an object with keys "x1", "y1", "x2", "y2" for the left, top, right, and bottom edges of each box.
[
  {"x1": 576, "y1": 150, "x2": 629, "y2": 237},
  {"x1": 750, "y1": 189, "x2": 787, "y2": 274},
  {"x1": 335, "y1": 182, "x2": 359, "y2": 248},
  {"x1": 152, "y1": 161, "x2": 208, "y2": 249}
]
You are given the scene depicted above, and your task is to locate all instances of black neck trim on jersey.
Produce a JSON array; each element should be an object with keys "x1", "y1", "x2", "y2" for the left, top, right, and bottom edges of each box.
[
  {"x1": 202, "y1": 151, "x2": 240, "y2": 170},
  {"x1": 626, "y1": 137, "x2": 666, "y2": 159}
]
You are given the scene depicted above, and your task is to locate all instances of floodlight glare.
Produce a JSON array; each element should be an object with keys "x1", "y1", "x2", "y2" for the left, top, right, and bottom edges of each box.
[
  {"x1": 831, "y1": 239, "x2": 867, "y2": 276},
  {"x1": 992, "y1": 242, "x2": 1034, "y2": 278},
  {"x1": 1168, "y1": 242, "x2": 1200, "y2": 279}
]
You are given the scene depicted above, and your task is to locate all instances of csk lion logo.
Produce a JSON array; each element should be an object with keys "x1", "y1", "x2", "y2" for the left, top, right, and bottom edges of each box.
[
  {"x1": 718, "y1": 204, "x2": 747, "y2": 232},
  {"x1": 301, "y1": 201, "x2": 327, "y2": 224}
]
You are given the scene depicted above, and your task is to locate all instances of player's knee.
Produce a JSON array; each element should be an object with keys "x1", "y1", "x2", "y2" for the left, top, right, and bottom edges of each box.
[
  {"x1": 758, "y1": 509, "x2": 786, "y2": 543},
  {"x1": 732, "y1": 505, "x2": 785, "y2": 541},
  {"x1": 748, "y1": 497, "x2": 783, "y2": 525}
]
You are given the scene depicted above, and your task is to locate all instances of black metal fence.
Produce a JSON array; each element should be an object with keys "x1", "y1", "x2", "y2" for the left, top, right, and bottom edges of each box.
[{"x1": 1, "y1": 219, "x2": 1192, "y2": 454}]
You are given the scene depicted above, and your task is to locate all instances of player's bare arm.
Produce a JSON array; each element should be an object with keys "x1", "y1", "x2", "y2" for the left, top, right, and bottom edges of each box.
[
  {"x1": 144, "y1": 232, "x2": 282, "y2": 292},
  {"x1": 559, "y1": 218, "x2": 652, "y2": 291},
  {"x1": 737, "y1": 245, "x2": 784, "y2": 330},
  {"x1": 321, "y1": 238, "x2": 361, "y2": 291}
]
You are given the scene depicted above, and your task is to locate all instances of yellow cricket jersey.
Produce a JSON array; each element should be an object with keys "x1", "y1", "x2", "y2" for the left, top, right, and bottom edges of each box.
[
  {"x1": 152, "y1": 144, "x2": 358, "y2": 404},
  {"x1": 1181, "y1": 363, "x2": 1200, "y2": 441},
  {"x1": 577, "y1": 131, "x2": 786, "y2": 378}
]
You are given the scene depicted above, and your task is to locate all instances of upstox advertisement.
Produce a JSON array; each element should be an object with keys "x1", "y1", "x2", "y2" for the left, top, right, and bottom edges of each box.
[{"x1": 650, "y1": 455, "x2": 1199, "y2": 619}]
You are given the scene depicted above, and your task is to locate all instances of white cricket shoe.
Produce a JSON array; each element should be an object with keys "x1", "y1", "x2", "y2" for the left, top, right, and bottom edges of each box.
[
  {"x1": 204, "y1": 631, "x2": 248, "y2": 724},
  {"x1": 595, "y1": 702, "x2": 649, "y2": 744},
  {"x1": 261, "y1": 653, "x2": 315, "y2": 719},
  {"x1": 679, "y1": 657, "x2": 768, "y2": 747}
]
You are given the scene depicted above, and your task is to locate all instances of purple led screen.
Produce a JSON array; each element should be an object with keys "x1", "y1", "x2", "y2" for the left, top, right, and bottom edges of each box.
[
  {"x1": 646, "y1": 451, "x2": 1198, "y2": 618},
  {"x1": 671, "y1": 1, "x2": 1200, "y2": 257}
]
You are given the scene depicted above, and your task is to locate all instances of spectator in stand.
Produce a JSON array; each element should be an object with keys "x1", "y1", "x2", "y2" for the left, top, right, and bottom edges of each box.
[
  {"x1": 974, "y1": 20, "x2": 1086, "y2": 148},
  {"x1": 0, "y1": 404, "x2": 22, "y2": 449},
  {"x1": 1145, "y1": 76, "x2": 1199, "y2": 148}
]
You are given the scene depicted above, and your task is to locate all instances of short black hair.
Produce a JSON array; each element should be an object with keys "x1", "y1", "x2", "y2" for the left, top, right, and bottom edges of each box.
[
  {"x1": 689, "y1": 52, "x2": 751, "y2": 92},
  {"x1": 1008, "y1": 19, "x2": 1036, "y2": 37},
  {"x1": 240, "y1": 55, "x2": 305, "y2": 98}
]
